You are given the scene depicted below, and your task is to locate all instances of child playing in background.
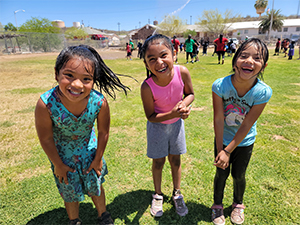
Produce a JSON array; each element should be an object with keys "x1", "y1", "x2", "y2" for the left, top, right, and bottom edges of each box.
[
  {"x1": 288, "y1": 41, "x2": 295, "y2": 60},
  {"x1": 283, "y1": 39, "x2": 290, "y2": 57},
  {"x1": 211, "y1": 38, "x2": 272, "y2": 225},
  {"x1": 274, "y1": 38, "x2": 280, "y2": 56},
  {"x1": 184, "y1": 34, "x2": 197, "y2": 63},
  {"x1": 126, "y1": 42, "x2": 132, "y2": 60},
  {"x1": 214, "y1": 34, "x2": 228, "y2": 64},
  {"x1": 140, "y1": 34, "x2": 194, "y2": 217},
  {"x1": 171, "y1": 35, "x2": 180, "y2": 64},
  {"x1": 35, "y1": 45, "x2": 129, "y2": 225}
]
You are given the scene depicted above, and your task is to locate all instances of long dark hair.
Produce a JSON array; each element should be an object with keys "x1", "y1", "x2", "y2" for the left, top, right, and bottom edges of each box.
[
  {"x1": 139, "y1": 34, "x2": 174, "y2": 78},
  {"x1": 219, "y1": 34, "x2": 223, "y2": 43},
  {"x1": 232, "y1": 38, "x2": 269, "y2": 80},
  {"x1": 55, "y1": 45, "x2": 130, "y2": 99}
]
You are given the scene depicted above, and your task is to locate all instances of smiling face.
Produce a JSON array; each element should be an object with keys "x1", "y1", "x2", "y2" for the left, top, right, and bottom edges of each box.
[
  {"x1": 55, "y1": 57, "x2": 94, "y2": 104},
  {"x1": 233, "y1": 44, "x2": 266, "y2": 82},
  {"x1": 144, "y1": 40, "x2": 176, "y2": 80}
]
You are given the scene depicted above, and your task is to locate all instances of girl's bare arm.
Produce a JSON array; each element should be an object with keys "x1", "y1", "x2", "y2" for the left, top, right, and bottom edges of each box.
[
  {"x1": 86, "y1": 98, "x2": 110, "y2": 176},
  {"x1": 180, "y1": 65, "x2": 194, "y2": 107},
  {"x1": 35, "y1": 98, "x2": 74, "y2": 184},
  {"x1": 35, "y1": 98, "x2": 63, "y2": 167},
  {"x1": 224, "y1": 103, "x2": 267, "y2": 153},
  {"x1": 212, "y1": 93, "x2": 225, "y2": 154}
]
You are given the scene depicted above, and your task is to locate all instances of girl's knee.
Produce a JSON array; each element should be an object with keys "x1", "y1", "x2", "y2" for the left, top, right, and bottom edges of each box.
[
  {"x1": 231, "y1": 171, "x2": 246, "y2": 181},
  {"x1": 168, "y1": 155, "x2": 181, "y2": 167},
  {"x1": 153, "y1": 158, "x2": 165, "y2": 169}
]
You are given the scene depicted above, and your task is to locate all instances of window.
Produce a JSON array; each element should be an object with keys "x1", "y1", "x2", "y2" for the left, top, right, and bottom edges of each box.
[
  {"x1": 278, "y1": 29, "x2": 282, "y2": 32},
  {"x1": 244, "y1": 30, "x2": 249, "y2": 34},
  {"x1": 238, "y1": 30, "x2": 243, "y2": 34},
  {"x1": 283, "y1": 28, "x2": 288, "y2": 32},
  {"x1": 296, "y1": 27, "x2": 300, "y2": 32}
]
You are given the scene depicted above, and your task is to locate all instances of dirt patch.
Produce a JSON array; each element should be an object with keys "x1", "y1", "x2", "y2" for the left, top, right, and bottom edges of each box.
[
  {"x1": 273, "y1": 135, "x2": 289, "y2": 141},
  {"x1": 0, "y1": 48, "x2": 131, "y2": 62},
  {"x1": 192, "y1": 107, "x2": 205, "y2": 111}
]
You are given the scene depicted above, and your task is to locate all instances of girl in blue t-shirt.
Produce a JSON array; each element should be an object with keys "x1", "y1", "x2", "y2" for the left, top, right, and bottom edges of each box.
[
  {"x1": 35, "y1": 45, "x2": 129, "y2": 225},
  {"x1": 211, "y1": 38, "x2": 272, "y2": 225}
]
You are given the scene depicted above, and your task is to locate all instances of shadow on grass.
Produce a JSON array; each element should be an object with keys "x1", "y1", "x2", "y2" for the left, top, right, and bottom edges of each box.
[{"x1": 27, "y1": 189, "x2": 211, "y2": 224}]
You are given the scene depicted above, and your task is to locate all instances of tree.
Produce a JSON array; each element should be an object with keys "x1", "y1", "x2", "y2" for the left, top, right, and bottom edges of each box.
[
  {"x1": 19, "y1": 17, "x2": 60, "y2": 33},
  {"x1": 259, "y1": 9, "x2": 284, "y2": 34},
  {"x1": 64, "y1": 27, "x2": 88, "y2": 40},
  {"x1": 254, "y1": 0, "x2": 268, "y2": 17},
  {"x1": 157, "y1": 15, "x2": 185, "y2": 37},
  {"x1": 196, "y1": 9, "x2": 241, "y2": 36},
  {"x1": 18, "y1": 17, "x2": 62, "y2": 52},
  {"x1": 4, "y1": 22, "x2": 17, "y2": 31},
  {"x1": 254, "y1": 0, "x2": 268, "y2": 8},
  {"x1": 182, "y1": 29, "x2": 197, "y2": 38}
]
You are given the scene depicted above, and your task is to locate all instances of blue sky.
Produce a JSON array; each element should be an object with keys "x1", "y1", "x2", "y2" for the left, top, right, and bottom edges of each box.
[{"x1": 0, "y1": 0, "x2": 299, "y2": 31}]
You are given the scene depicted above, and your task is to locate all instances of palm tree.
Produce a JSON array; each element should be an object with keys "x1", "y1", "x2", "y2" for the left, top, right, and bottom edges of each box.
[
  {"x1": 259, "y1": 9, "x2": 284, "y2": 34},
  {"x1": 254, "y1": 0, "x2": 268, "y2": 18}
]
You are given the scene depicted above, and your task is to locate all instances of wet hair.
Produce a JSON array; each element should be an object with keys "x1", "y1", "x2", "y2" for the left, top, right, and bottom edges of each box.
[
  {"x1": 232, "y1": 38, "x2": 269, "y2": 80},
  {"x1": 55, "y1": 45, "x2": 130, "y2": 99},
  {"x1": 139, "y1": 34, "x2": 174, "y2": 78}
]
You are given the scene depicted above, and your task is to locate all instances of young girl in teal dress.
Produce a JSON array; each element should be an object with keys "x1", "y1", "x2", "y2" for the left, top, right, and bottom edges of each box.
[{"x1": 35, "y1": 45, "x2": 129, "y2": 225}]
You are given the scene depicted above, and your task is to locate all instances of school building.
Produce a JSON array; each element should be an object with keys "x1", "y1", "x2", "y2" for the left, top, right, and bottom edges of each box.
[{"x1": 130, "y1": 18, "x2": 300, "y2": 43}]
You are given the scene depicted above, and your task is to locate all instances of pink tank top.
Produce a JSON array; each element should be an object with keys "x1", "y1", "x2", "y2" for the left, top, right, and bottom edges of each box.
[{"x1": 145, "y1": 65, "x2": 184, "y2": 124}]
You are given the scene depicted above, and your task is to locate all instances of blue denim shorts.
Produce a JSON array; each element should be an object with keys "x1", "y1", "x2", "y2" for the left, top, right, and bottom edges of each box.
[{"x1": 147, "y1": 119, "x2": 187, "y2": 159}]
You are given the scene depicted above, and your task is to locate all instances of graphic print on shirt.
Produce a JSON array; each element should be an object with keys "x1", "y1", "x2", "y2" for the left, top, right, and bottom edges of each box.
[{"x1": 224, "y1": 103, "x2": 247, "y2": 126}]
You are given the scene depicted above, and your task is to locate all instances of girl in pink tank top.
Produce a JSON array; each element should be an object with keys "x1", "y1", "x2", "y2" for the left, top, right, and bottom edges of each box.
[{"x1": 140, "y1": 34, "x2": 194, "y2": 217}]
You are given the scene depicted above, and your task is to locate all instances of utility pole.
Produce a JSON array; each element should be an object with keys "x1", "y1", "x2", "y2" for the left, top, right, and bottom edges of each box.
[
  {"x1": 268, "y1": 0, "x2": 274, "y2": 42},
  {"x1": 297, "y1": 0, "x2": 300, "y2": 18}
]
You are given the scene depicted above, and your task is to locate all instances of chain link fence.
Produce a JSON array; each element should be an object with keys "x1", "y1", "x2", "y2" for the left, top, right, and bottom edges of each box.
[{"x1": 0, "y1": 32, "x2": 115, "y2": 55}]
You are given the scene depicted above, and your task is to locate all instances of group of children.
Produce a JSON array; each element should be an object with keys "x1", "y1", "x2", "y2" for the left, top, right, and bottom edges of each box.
[
  {"x1": 274, "y1": 38, "x2": 299, "y2": 60},
  {"x1": 35, "y1": 34, "x2": 272, "y2": 225}
]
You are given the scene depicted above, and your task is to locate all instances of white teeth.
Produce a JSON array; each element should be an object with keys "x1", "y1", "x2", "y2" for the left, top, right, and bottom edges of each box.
[
  {"x1": 158, "y1": 68, "x2": 167, "y2": 72},
  {"x1": 70, "y1": 90, "x2": 81, "y2": 95}
]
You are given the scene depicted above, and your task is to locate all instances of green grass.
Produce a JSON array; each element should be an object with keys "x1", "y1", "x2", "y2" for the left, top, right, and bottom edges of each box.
[{"x1": 0, "y1": 50, "x2": 299, "y2": 224}]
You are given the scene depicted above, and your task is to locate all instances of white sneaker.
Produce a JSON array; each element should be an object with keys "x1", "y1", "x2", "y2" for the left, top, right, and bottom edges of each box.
[
  {"x1": 211, "y1": 205, "x2": 225, "y2": 225},
  {"x1": 172, "y1": 193, "x2": 188, "y2": 216},
  {"x1": 150, "y1": 193, "x2": 163, "y2": 217}
]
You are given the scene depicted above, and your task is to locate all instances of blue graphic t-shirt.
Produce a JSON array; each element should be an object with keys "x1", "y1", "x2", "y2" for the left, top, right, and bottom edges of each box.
[{"x1": 212, "y1": 75, "x2": 272, "y2": 146}]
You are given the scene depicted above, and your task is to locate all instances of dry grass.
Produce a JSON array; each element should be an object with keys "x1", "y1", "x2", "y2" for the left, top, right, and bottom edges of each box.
[{"x1": 0, "y1": 50, "x2": 128, "y2": 182}]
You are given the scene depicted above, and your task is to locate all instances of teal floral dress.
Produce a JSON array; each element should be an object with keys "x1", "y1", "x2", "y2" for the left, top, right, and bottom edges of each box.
[{"x1": 41, "y1": 86, "x2": 108, "y2": 202}]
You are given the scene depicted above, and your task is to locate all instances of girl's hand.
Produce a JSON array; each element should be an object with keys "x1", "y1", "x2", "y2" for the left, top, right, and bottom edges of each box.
[
  {"x1": 54, "y1": 163, "x2": 75, "y2": 185},
  {"x1": 213, "y1": 150, "x2": 230, "y2": 170},
  {"x1": 86, "y1": 158, "x2": 103, "y2": 177},
  {"x1": 177, "y1": 101, "x2": 192, "y2": 120}
]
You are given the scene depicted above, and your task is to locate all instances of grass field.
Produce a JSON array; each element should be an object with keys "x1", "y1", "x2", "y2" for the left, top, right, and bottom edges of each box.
[{"x1": 0, "y1": 48, "x2": 299, "y2": 225}]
